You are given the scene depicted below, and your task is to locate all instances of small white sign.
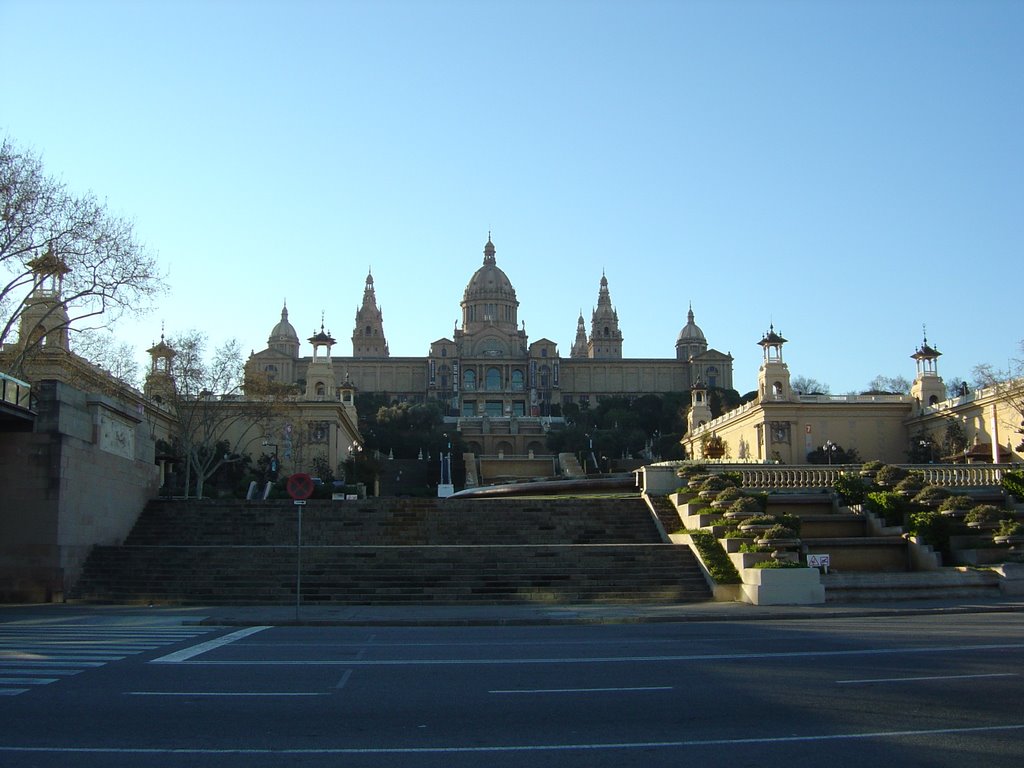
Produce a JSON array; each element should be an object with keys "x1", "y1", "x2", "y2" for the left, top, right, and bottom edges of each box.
[
  {"x1": 293, "y1": 500, "x2": 307, "y2": 506},
  {"x1": 807, "y1": 553, "x2": 830, "y2": 571}
]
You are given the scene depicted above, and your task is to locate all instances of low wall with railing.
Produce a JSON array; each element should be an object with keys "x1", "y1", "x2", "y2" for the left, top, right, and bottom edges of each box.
[{"x1": 637, "y1": 462, "x2": 1014, "y2": 495}]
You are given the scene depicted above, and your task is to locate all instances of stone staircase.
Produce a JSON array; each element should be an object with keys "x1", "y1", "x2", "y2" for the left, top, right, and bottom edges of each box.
[
  {"x1": 71, "y1": 497, "x2": 711, "y2": 605},
  {"x1": 645, "y1": 494, "x2": 684, "y2": 535},
  {"x1": 821, "y1": 570, "x2": 1004, "y2": 602}
]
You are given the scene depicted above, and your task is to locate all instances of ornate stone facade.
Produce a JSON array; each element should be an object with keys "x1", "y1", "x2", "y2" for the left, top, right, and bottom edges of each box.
[{"x1": 245, "y1": 237, "x2": 734, "y2": 456}]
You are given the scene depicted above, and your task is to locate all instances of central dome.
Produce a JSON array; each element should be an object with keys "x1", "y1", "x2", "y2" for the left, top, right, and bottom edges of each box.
[
  {"x1": 676, "y1": 306, "x2": 706, "y2": 343},
  {"x1": 269, "y1": 304, "x2": 299, "y2": 344},
  {"x1": 463, "y1": 238, "x2": 517, "y2": 302}
]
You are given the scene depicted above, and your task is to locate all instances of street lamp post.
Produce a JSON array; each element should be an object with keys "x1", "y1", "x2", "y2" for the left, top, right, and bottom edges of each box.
[{"x1": 823, "y1": 440, "x2": 838, "y2": 466}]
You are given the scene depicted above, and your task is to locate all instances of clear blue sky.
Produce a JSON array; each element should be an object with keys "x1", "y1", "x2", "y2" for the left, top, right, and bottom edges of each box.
[{"x1": 3, "y1": 0, "x2": 1021, "y2": 395}]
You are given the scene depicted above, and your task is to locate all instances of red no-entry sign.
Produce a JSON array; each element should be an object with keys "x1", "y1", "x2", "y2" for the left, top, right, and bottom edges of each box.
[{"x1": 286, "y1": 473, "x2": 315, "y2": 500}]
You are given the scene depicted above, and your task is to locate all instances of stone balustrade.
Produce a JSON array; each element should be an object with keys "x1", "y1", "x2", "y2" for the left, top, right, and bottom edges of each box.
[{"x1": 638, "y1": 461, "x2": 1014, "y2": 495}]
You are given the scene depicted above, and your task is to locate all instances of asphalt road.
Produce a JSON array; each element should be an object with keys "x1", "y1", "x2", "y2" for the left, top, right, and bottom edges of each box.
[{"x1": 1, "y1": 607, "x2": 1022, "y2": 767}]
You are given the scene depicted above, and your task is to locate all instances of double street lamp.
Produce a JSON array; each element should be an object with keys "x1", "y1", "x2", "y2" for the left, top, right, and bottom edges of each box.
[{"x1": 822, "y1": 440, "x2": 839, "y2": 466}]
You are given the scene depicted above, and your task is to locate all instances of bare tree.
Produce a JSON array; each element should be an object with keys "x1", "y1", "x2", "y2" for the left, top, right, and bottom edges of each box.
[
  {"x1": 791, "y1": 375, "x2": 831, "y2": 395},
  {"x1": 163, "y1": 332, "x2": 285, "y2": 499},
  {"x1": 1, "y1": 136, "x2": 165, "y2": 375},
  {"x1": 73, "y1": 329, "x2": 141, "y2": 389},
  {"x1": 973, "y1": 340, "x2": 1024, "y2": 452},
  {"x1": 865, "y1": 374, "x2": 912, "y2": 394}
]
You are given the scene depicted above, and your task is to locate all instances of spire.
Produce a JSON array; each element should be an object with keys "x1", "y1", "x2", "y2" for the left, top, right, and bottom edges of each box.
[
  {"x1": 483, "y1": 235, "x2": 496, "y2": 266},
  {"x1": 353, "y1": 268, "x2": 389, "y2": 357},
  {"x1": 570, "y1": 310, "x2": 589, "y2": 359},
  {"x1": 588, "y1": 272, "x2": 622, "y2": 359}
]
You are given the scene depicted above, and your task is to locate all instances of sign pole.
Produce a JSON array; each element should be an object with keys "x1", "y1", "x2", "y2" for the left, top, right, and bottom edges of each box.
[
  {"x1": 295, "y1": 501, "x2": 303, "y2": 621},
  {"x1": 285, "y1": 473, "x2": 315, "y2": 623}
]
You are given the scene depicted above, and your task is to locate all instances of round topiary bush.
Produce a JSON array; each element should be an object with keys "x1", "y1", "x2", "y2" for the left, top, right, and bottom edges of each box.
[
  {"x1": 875, "y1": 464, "x2": 909, "y2": 488},
  {"x1": 710, "y1": 486, "x2": 745, "y2": 507},
  {"x1": 757, "y1": 524, "x2": 799, "y2": 541},
  {"x1": 894, "y1": 473, "x2": 926, "y2": 496},
  {"x1": 964, "y1": 504, "x2": 1010, "y2": 527},
  {"x1": 724, "y1": 496, "x2": 763, "y2": 519},
  {"x1": 912, "y1": 485, "x2": 951, "y2": 507},
  {"x1": 938, "y1": 494, "x2": 975, "y2": 515}
]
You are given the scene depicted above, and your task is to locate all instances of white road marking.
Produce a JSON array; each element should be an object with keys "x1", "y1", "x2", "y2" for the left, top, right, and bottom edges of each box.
[
  {"x1": 126, "y1": 692, "x2": 327, "y2": 697},
  {"x1": 0, "y1": 723, "x2": 1022, "y2": 755},
  {"x1": 837, "y1": 672, "x2": 1020, "y2": 685},
  {"x1": 160, "y1": 641, "x2": 1024, "y2": 667},
  {"x1": 150, "y1": 627, "x2": 270, "y2": 663},
  {"x1": 0, "y1": 621, "x2": 216, "y2": 696},
  {"x1": 336, "y1": 669, "x2": 353, "y2": 689},
  {"x1": 490, "y1": 686, "x2": 673, "y2": 694}
]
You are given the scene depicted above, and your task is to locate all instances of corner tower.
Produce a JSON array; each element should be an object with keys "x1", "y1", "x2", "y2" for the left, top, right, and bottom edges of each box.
[
  {"x1": 587, "y1": 272, "x2": 622, "y2": 359},
  {"x1": 352, "y1": 271, "x2": 389, "y2": 358}
]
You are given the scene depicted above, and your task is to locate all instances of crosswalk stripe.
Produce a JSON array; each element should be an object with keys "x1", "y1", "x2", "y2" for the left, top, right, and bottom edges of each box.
[{"x1": 0, "y1": 621, "x2": 216, "y2": 697}]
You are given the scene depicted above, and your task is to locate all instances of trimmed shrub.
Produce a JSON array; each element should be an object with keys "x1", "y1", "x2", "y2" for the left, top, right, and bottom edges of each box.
[
  {"x1": 834, "y1": 472, "x2": 871, "y2": 506},
  {"x1": 1002, "y1": 470, "x2": 1024, "y2": 502},
  {"x1": 865, "y1": 490, "x2": 909, "y2": 528},
  {"x1": 726, "y1": 497, "x2": 764, "y2": 518},
  {"x1": 938, "y1": 494, "x2": 975, "y2": 514},
  {"x1": 875, "y1": 464, "x2": 909, "y2": 488},
  {"x1": 908, "y1": 509, "x2": 953, "y2": 556},
  {"x1": 912, "y1": 485, "x2": 951, "y2": 507},
  {"x1": 965, "y1": 504, "x2": 1011, "y2": 526}
]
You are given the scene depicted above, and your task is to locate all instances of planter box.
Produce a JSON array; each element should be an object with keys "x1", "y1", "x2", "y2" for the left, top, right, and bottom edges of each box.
[
  {"x1": 720, "y1": 537, "x2": 755, "y2": 553},
  {"x1": 741, "y1": 566, "x2": 825, "y2": 605}
]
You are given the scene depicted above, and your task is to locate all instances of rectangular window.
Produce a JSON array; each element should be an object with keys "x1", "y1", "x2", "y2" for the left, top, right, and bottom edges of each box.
[
  {"x1": 462, "y1": 400, "x2": 476, "y2": 417},
  {"x1": 486, "y1": 400, "x2": 504, "y2": 417}
]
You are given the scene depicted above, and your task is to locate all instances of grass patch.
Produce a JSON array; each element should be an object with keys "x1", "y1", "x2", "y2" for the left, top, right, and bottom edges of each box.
[{"x1": 689, "y1": 530, "x2": 742, "y2": 584}]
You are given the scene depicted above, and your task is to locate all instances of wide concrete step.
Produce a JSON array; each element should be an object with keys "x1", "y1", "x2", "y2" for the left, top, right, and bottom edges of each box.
[
  {"x1": 72, "y1": 544, "x2": 711, "y2": 605},
  {"x1": 821, "y1": 569, "x2": 1002, "y2": 602},
  {"x1": 125, "y1": 498, "x2": 662, "y2": 546}
]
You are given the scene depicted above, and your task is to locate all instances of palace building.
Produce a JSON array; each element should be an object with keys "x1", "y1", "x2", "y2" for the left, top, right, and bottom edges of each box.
[{"x1": 245, "y1": 237, "x2": 735, "y2": 458}]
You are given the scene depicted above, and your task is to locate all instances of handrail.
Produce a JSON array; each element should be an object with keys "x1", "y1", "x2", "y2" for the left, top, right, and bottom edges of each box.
[{"x1": 0, "y1": 370, "x2": 34, "y2": 413}]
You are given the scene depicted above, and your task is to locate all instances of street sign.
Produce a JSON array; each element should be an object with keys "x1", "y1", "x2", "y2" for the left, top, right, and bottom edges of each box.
[
  {"x1": 286, "y1": 473, "x2": 315, "y2": 500},
  {"x1": 807, "y1": 553, "x2": 831, "y2": 572}
]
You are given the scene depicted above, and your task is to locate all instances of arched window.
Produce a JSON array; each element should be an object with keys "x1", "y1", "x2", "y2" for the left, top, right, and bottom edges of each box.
[
  {"x1": 511, "y1": 370, "x2": 524, "y2": 391},
  {"x1": 316, "y1": 382, "x2": 326, "y2": 397},
  {"x1": 463, "y1": 369, "x2": 476, "y2": 390},
  {"x1": 539, "y1": 365, "x2": 550, "y2": 388},
  {"x1": 486, "y1": 367, "x2": 501, "y2": 391},
  {"x1": 772, "y1": 382, "x2": 783, "y2": 398}
]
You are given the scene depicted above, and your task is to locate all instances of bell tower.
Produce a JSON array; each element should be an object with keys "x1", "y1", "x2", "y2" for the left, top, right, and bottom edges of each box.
[
  {"x1": 144, "y1": 331, "x2": 176, "y2": 403},
  {"x1": 305, "y1": 318, "x2": 338, "y2": 401},
  {"x1": 910, "y1": 329, "x2": 946, "y2": 409},
  {"x1": 19, "y1": 244, "x2": 71, "y2": 352},
  {"x1": 687, "y1": 379, "x2": 713, "y2": 433},
  {"x1": 757, "y1": 325, "x2": 793, "y2": 403}
]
